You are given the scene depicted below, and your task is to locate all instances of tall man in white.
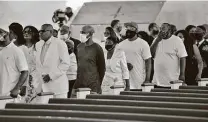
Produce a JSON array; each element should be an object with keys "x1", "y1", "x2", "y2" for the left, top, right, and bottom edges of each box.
[
  {"x1": 0, "y1": 28, "x2": 28, "y2": 97},
  {"x1": 117, "y1": 22, "x2": 152, "y2": 89},
  {"x1": 151, "y1": 23, "x2": 187, "y2": 87},
  {"x1": 36, "y1": 24, "x2": 70, "y2": 98}
]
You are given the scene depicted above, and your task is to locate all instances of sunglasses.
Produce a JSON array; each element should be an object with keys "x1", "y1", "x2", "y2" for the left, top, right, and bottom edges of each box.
[
  {"x1": 23, "y1": 31, "x2": 33, "y2": 34},
  {"x1": 39, "y1": 30, "x2": 50, "y2": 33}
]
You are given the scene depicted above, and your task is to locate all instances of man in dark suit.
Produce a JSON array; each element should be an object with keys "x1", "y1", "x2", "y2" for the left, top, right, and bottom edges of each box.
[{"x1": 196, "y1": 25, "x2": 208, "y2": 78}]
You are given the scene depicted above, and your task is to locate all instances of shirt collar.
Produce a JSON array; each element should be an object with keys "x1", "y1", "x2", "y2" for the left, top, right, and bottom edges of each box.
[
  {"x1": 42, "y1": 36, "x2": 53, "y2": 45},
  {"x1": 5, "y1": 42, "x2": 14, "y2": 48}
]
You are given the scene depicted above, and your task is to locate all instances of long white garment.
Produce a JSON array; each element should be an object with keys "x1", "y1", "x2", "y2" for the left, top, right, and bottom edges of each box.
[
  {"x1": 0, "y1": 42, "x2": 28, "y2": 95},
  {"x1": 116, "y1": 38, "x2": 152, "y2": 89},
  {"x1": 67, "y1": 53, "x2": 77, "y2": 81},
  {"x1": 101, "y1": 49, "x2": 129, "y2": 95},
  {"x1": 153, "y1": 35, "x2": 187, "y2": 86},
  {"x1": 27, "y1": 45, "x2": 42, "y2": 93},
  {"x1": 35, "y1": 37, "x2": 70, "y2": 95}
]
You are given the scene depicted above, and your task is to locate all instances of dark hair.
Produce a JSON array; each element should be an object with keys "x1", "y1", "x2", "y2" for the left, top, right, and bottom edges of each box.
[
  {"x1": 137, "y1": 31, "x2": 150, "y2": 42},
  {"x1": 111, "y1": 20, "x2": 120, "y2": 28},
  {"x1": 197, "y1": 25, "x2": 206, "y2": 32},
  {"x1": 148, "y1": 23, "x2": 157, "y2": 31},
  {"x1": 105, "y1": 27, "x2": 119, "y2": 43},
  {"x1": 185, "y1": 25, "x2": 196, "y2": 33},
  {"x1": 106, "y1": 36, "x2": 118, "y2": 44},
  {"x1": 53, "y1": 29, "x2": 58, "y2": 33},
  {"x1": 23, "y1": 26, "x2": 40, "y2": 45},
  {"x1": 175, "y1": 30, "x2": 194, "y2": 59},
  {"x1": 170, "y1": 24, "x2": 177, "y2": 34},
  {"x1": 9, "y1": 22, "x2": 26, "y2": 45}
]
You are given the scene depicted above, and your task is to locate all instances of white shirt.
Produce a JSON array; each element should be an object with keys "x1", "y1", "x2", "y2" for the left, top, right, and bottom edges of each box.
[
  {"x1": 0, "y1": 42, "x2": 28, "y2": 95},
  {"x1": 104, "y1": 49, "x2": 129, "y2": 82},
  {"x1": 117, "y1": 38, "x2": 152, "y2": 89},
  {"x1": 67, "y1": 53, "x2": 77, "y2": 80},
  {"x1": 153, "y1": 35, "x2": 187, "y2": 86}
]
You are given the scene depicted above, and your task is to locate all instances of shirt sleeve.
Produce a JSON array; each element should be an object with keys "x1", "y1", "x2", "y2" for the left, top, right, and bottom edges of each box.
[
  {"x1": 96, "y1": 44, "x2": 106, "y2": 83},
  {"x1": 120, "y1": 51, "x2": 129, "y2": 80},
  {"x1": 176, "y1": 39, "x2": 188, "y2": 58},
  {"x1": 15, "y1": 48, "x2": 29, "y2": 72},
  {"x1": 142, "y1": 41, "x2": 152, "y2": 60}
]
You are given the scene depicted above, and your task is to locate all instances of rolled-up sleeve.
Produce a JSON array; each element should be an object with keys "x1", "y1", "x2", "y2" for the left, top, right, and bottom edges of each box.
[
  {"x1": 120, "y1": 51, "x2": 129, "y2": 80},
  {"x1": 15, "y1": 48, "x2": 28, "y2": 72},
  {"x1": 176, "y1": 39, "x2": 188, "y2": 58}
]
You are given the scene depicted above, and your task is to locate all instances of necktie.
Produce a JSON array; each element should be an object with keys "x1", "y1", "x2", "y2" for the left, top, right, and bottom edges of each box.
[{"x1": 40, "y1": 42, "x2": 47, "y2": 64}]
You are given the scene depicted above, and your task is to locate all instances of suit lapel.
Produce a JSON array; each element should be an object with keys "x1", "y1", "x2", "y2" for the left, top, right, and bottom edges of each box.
[
  {"x1": 37, "y1": 41, "x2": 44, "y2": 66},
  {"x1": 43, "y1": 40, "x2": 53, "y2": 65}
]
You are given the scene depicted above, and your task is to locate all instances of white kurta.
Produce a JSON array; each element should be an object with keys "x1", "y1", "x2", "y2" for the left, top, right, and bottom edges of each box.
[
  {"x1": 67, "y1": 53, "x2": 77, "y2": 81},
  {"x1": 101, "y1": 49, "x2": 129, "y2": 95},
  {"x1": 0, "y1": 42, "x2": 28, "y2": 96},
  {"x1": 35, "y1": 37, "x2": 70, "y2": 95}
]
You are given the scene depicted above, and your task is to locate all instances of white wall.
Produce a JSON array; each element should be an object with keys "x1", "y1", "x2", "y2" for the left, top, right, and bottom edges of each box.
[{"x1": 0, "y1": 1, "x2": 66, "y2": 31}]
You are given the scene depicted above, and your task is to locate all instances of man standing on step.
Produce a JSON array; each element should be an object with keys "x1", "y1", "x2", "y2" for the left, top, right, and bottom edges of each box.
[
  {"x1": 36, "y1": 24, "x2": 70, "y2": 98},
  {"x1": 73, "y1": 25, "x2": 105, "y2": 94}
]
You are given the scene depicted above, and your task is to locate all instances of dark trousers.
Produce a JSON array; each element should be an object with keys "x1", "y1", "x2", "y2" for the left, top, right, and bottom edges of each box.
[
  {"x1": 202, "y1": 68, "x2": 208, "y2": 78},
  {"x1": 68, "y1": 80, "x2": 76, "y2": 98}
]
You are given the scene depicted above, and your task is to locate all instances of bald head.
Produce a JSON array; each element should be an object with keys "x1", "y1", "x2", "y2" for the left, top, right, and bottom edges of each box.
[
  {"x1": 41, "y1": 24, "x2": 53, "y2": 31},
  {"x1": 82, "y1": 25, "x2": 95, "y2": 34},
  {"x1": 60, "y1": 25, "x2": 70, "y2": 35},
  {"x1": 40, "y1": 24, "x2": 53, "y2": 41}
]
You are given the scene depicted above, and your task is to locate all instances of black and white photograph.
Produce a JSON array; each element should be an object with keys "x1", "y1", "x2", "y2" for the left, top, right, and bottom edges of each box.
[{"x1": 0, "y1": 0, "x2": 208, "y2": 121}]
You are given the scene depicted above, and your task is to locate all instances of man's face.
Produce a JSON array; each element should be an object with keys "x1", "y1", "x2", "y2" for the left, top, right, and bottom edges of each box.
[
  {"x1": 116, "y1": 22, "x2": 122, "y2": 32},
  {"x1": 39, "y1": 26, "x2": 52, "y2": 41},
  {"x1": 160, "y1": 24, "x2": 171, "y2": 39},
  {"x1": 60, "y1": 27, "x2": 69, "y2": 35},
  {"x1": 81, "y1": 26, "x2": 91, "y2": 38},
  {"x1": 194, "y1": 27, "x2": 205, "y2": 41},
  {"x1": 53, "y1": 31, "x2": 58, "y2": 37},
  {"x1": 151, "y1": 25, "x2": 159, "y2": 34}
]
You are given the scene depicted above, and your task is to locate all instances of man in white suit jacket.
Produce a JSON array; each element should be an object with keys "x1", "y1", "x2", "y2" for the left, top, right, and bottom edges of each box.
[{"x1": 36, "y1": 24, "x2": 70, "y2": 98}]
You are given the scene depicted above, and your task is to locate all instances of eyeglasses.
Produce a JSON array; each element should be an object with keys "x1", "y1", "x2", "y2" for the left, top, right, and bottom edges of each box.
[{"x1": 39, "y1": 30, "x2": 50, "y2": 33}]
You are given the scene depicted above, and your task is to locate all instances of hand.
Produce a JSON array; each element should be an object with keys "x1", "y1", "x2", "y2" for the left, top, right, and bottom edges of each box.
[
  {"x1": 179, "y1": 74, "x2": 185, "y2": 82},
  {"x1": 43, "y1": 74, "x2": 51, "y2": 83},
  {"x1": 195, "y1": 74, "x2": 201, "y2": 81},
  {"x1": 127, "y1": 63, "x2": 133, "y2": 71},
  {"x1": 10, "y1": 87, "x2": 20, "y2": 98},
  {"x1": 124, "y1": 86, "x2": 130, "y2": 91}
]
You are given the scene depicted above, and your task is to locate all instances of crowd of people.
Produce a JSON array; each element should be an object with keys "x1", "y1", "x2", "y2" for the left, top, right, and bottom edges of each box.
[{"x1": 0, "y1": 19, "x2": 208, "y2": 102}]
